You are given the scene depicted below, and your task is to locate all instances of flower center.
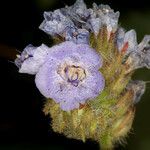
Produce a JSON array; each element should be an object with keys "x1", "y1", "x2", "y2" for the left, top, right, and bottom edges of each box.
[{"x1": 58, "y1": 64, "x2": 86, "y2": 87}]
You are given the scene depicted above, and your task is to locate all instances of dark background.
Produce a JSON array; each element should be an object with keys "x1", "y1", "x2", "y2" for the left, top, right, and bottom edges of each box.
[{"x1": 0, "y1": 0, "x2": 150, "y2": 149}]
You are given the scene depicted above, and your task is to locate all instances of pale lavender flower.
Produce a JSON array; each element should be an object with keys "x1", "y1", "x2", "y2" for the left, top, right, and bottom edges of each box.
[
  {"x1": 39, "y1": 0, "x2": 90, "y2": 44},
  {"x1": 39, "y1": 9, "x2": 74, "y2": 36},
  {"x1": 118, "y1": 34, "x2": 150, "y2": 71},
  {"x1": 15, "y1": 44, "x2": 49, "y2": 74},
  {"x1": 116, "y1": 26, "x2": 150, "y2": 72},
  {"x1": 88, "y1": 3, "x2": 120, "y2": 35},
  {"x1": 39, "y1": 0, "x2": 119, "y2": 41},
  {"x1": 61, "y1": 0, "x2": 90, "y2": 22},
  {"x1": 136, "y1": 35, "x2": 150, "y2": 68},
  {"x1": 35, "y1": 41, "x2": 104, "y2": 111},
  {"x1": 124, "y1": 30, "x2": 137, "y2": 52},
  {"x1": 117, "y1": 29, "x2": 137, "y2": 53},
  {"x1": 116, "y1": 27, "x2": 125, "y2": 50},
  {"x1": 65, "y1": 27, "x2": 89, "y2": 44},
  {"x1": 126, "y1": 80, "x2": 146, "y2": 104}
]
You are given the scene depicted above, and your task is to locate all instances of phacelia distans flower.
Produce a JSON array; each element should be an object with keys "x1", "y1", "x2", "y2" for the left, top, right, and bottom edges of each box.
[
  {"x1": 35, "y1": 41, "x2": 104, "y2": 111},
  {"x1": 15, "y1": 44, "x2": 49, "y2": 74},
  {"x1": 15, "y1": 0, "x2": 150, "y2": 150},
  {"x1": 39, "y1": 0, "x2": 119, "y2": 43}
]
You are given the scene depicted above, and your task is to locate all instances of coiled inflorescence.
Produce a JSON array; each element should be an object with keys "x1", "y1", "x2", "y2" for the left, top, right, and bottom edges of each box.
[{"x1": 15, "y1": 0, "x2": 150, "y2": 149}]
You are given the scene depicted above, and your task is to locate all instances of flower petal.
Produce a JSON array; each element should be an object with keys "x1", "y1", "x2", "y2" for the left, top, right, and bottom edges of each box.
[{"x1": 15, "y1": 44, "x2": 49, "y2": 74}]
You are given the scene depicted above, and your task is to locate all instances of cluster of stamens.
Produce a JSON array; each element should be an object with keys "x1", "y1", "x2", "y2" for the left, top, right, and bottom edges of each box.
[{"x1": 58, "y1": 63, "x2": 86, "y2": 87}]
